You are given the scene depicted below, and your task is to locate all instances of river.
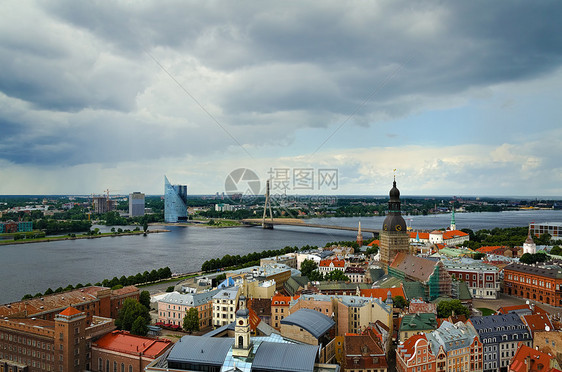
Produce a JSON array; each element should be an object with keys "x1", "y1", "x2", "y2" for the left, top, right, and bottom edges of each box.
[{"x1": 1, "y1": 210, "x2": 561, "y2": 304}]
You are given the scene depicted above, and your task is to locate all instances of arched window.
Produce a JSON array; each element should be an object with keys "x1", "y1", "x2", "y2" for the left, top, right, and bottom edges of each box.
[
  {"x1": 129, "y1": 365, "x2": 133, "y2": 372},
  {"x1": 121, "y1": 363, "x2": 125, "y2": 372},
  {"x1": 238, "y1": 335, "x2": 244, "y2": 347},
  {"x1": 113, "y1": 361, "x2": 117, "y2": 372},
  {"x1": 98, "y1": 358, "x2": 103, "y2": 371}
]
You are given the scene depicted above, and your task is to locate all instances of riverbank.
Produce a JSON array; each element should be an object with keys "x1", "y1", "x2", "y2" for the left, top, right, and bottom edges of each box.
[{"x1": 0, "y1": 229, "x2": 170, "y2": 246}]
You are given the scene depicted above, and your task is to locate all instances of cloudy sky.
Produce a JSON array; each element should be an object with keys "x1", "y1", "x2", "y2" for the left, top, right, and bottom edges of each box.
[{"x1": 1, "y1": 1, "x2": 562, "y2": 197}]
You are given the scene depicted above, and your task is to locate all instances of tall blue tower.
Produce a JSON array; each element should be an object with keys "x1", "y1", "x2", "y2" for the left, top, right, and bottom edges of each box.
[{"x1": 164, "y1": 176, "x2": 188, "y2": 222}]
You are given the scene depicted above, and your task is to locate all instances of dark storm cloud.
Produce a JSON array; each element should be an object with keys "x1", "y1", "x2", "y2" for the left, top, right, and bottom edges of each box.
[{"x1": 0, "y1": 0, "x2": 562, "y2": 167}]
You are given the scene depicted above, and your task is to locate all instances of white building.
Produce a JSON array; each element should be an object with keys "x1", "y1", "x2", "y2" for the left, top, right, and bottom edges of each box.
[{"x1": 212, "y1": 286, "x2": 241, "y2": 328}]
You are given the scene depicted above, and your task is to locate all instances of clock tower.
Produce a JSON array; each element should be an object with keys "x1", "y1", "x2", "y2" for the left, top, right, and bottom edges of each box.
[
  {"x1": 379, "y1": 177, "x2": 410, "y2": 270},
  {"x1": 232, "y1": 295, "x2": 253, "y2": 357}
]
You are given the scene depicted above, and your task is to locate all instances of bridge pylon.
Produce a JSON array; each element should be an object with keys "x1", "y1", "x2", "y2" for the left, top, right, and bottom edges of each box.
[{"x1": 262, "y1": 179, "x2": 274, "y2": 229}]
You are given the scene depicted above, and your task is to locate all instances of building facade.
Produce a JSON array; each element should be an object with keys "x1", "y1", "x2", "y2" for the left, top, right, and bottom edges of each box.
[
  {"x1": 442, "y1": 258, "x2": 500, "y2": 299},
  {"x1": 468, "y1": 314, "x2": 532, "y2": 372},
  {"x1": 164, "y1": 176, "x2": 188, "y2": 223},
  {"x1": 157, "y1": 290, "x2": 218, "y2": 329},
  {"x1": 91, "y1": 330, "x2": 172, "y2": 372},
  {"x1": 0, "y1": 306, "x2": 115, "y2": 372},
  {"x1": 530, "y1": 222, "x2": 562, "y2": 239},
  {"x1": 503, "y1": 261, "x2": 562, "y2": 307},
  {"x1": 397, "y1": 334, "x2": 436, "y2": 372},
  {"x1": 212, "y1": 287, "x2": 240, "y2": 328},
  {"x1": 425, "y1": 321, "x2": 483, "y2": 372},
  {"x1": 128, "y1": 192, "x2": 145, "y2": 217}
]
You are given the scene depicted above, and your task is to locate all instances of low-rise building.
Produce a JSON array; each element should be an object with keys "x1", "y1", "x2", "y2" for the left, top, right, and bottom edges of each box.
[
  {"x1": 503, "y1": 261, "x2": 562, "y2": 307},
  {"x1": 289, "y1": 293, "x2": 393, "y2": 336},
  {"x1": 91, "y1": 330, "x2": 172, "y2": 372},
  {"x1": 468, "y1": 313, "x2": 532, "y2": 372},
  {"x1": 425, "y1": 321, "x2": 483, "y2": 372},
  {"x1": 319, "y1": 258, "x2": 346, "y2": 274},
  {"x1": 344, "y1": 267, "x2": 366, "y2": 283},
  {"x1": 399, "y1": 313, "x2": 437, "y2": 342},
  {"x1": 0, "y1": 306, "x2": 115, "y2": 372},
  {"x1": 442, "y1": 258, "x2": 500, "y2": 299},
  {"x1": 343, "y1": 328, "x2": 388, "y2": 372},
  {"x1": 212, "y1": 287, "x2": 240, "y2": 328},
  {"x1": 508, "y1": 343, "x2": 561, "y2": 372},
  {"x1": 157, "y1": 290, "x2": 219, "y2": 329},
  {"x1": 396, "y1": 334, "x2": 436, "y2": 372}
]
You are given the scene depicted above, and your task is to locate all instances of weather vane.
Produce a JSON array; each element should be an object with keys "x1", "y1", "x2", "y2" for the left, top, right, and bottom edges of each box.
[{"x1": 393, "y1": 168, "x2": 397, "y2": 181}]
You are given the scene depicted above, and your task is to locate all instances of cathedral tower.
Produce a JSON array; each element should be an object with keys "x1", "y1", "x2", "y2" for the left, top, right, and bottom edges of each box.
[{"x1": 379, "y1": 177, "x2": 410, "y2": 270}]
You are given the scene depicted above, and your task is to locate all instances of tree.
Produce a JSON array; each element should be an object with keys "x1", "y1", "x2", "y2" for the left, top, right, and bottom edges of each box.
[
  {"x1": 183, "y1": 308, "x2": 200, "y2": 333},
  {"x1": 550, "y1": 246, "x2": 562, "y2": 256},
  {"x1": 366, "y1": 245, "x2": 379, "y2": 255},
  {"x1": 166, "y1": 286, "x2": 175, "y2": 292},
  {"x1": 300, "y1": 259, "x2": 318, "y2": 278},
  {"x1": 437, "y1": 299, "x2": 470, "y2": 318},
  {"x1": 115, "y1": 298, "x2": 150, "y2": 332},
  {"x1": 131, "y1": 315, "x2": 149, "y2": 336},
  {"x1": 139, "y1": 290, "x2": 151, "y2": 309},
  {"x1": 472, "y1": 253, "x2": 486, "y2": 260},
  {"x1": 143, "y1": 220, "x2": 149, "y2": 232},
  {"x1": 324, "y1": 269, "x2": 350, "y2": 282},
  {"x1": 392, "y1": 296, "x2": 408, "y2": 309}
]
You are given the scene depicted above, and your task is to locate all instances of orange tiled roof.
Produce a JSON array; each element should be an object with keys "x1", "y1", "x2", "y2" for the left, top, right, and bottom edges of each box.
[
  {"x1": 360, "y1": 287, "x2": 405, "y2": 300},
  {"x1": 408, "y1": 232, "x2": 430, "y2": 240},
  {"x1": 319, "y1": 258, "x2": 345, "y2": 268},
  {"x1": 368, "y1": 240, "x2": 380, "y2": 247},
  {"x1": 59, "y1": 307, "x2": 83, "y2": 316},
  {"x1": 509, "y1": 344, "x2": 559, "y2": 372},
  {"x1": 271, "y1": 294, "x2": 298, "y2": 307},
  {"x1": 476, "y1": 246, "x2": 507, "y2": 253},
  {"x1": 93, "y1": 330, "x2": 172, "y2": 358},
  {"x1": 443, "y1": 230, "x2": 469, "y2": 239}
]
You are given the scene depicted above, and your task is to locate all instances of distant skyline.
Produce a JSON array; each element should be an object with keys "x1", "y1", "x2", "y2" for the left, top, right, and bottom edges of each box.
[{"x1": 1, "y1": 1, "x2": 562, "y2": 196}]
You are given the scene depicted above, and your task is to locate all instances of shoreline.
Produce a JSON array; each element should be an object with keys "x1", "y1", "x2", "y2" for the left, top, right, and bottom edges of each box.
[{"x1": 0, "y1": 229, "x2": 170, "y2": 246}]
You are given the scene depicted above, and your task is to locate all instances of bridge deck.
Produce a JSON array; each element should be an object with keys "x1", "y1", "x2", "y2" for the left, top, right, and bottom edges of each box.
[{"x1": 241, "y1": 218, "x2": 380, "y2": 233}]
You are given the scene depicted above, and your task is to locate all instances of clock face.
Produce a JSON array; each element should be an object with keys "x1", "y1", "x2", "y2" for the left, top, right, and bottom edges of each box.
[
  {"x1": 396, "y1": 225, "x2": 402, "y2": 231},
  {"x1": 384, "y1": 224, "x2": 388, "y2": 231},
  {"x1": 239, "y1": 320, "x2": 244, "y2": 325}
]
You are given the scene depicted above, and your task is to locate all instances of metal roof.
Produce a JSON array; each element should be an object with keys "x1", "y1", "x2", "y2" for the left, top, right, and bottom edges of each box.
[
  {"x1": 280, "y1": 309, "x2": 335, "y2": 338},
  {"x1": 251, "y1": 342, "x2": 319, "y2": 372},
  {"x1": 160, "y1": 289, "x2": 221, "y2": 307},
  {"x1": 167, "y1": 336, "x2": 232, "y2": 366}
]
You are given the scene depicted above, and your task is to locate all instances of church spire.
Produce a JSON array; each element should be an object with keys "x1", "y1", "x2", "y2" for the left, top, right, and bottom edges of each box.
[
  {"x1": 450, "y1": 207, "x2": 456, "y2": 230},
  {"x1": 357, "y1": 221, "x2": 363, "y2": 246}
]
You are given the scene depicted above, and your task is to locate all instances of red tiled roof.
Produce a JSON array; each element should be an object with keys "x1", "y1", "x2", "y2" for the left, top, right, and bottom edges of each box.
[
  {"x1": 509, "y1": 344, "x2": 559, "y2": 372},
  {"x1": 360, "y1": 287, "x2": 405, "y2": 300},
  {"x1": 397, "y1": 334, "x2": 428, "y2": 361},
  {"x1": 319, "y1": 258, "x2": 345, "y2": 268},
  {"x1": 93, "y1": 330, "x2": 172, "y2": 358},
  {"x1": 496, "y1": 304, "x2": 547, "y2": 316},
  {"x1": 476, "y1": 246, "x2": 507, "y2": 253},
  {"x1": 368, "y1": 240, "x2": 380, "y2": 247},
  {"x1": 408, "y1": 232, "x2": 430, "y2": 240},
  {"x1": 523, "y1": 314, "x2": 554, "y2": 334},
  {"x1": 59, "y1": 307, "x2": 83, "y2": 316},
  {"x1": 344, "y1": 328, "x2": 387, "y2": 369},
  {"x1": 248, "y1": 308, "x2": 261, "y2": 331}
]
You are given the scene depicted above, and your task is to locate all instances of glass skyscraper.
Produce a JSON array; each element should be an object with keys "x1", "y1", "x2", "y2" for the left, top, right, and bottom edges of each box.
[{"x1": 164, "y1": 176, "x2": 188, "y2": 222}]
